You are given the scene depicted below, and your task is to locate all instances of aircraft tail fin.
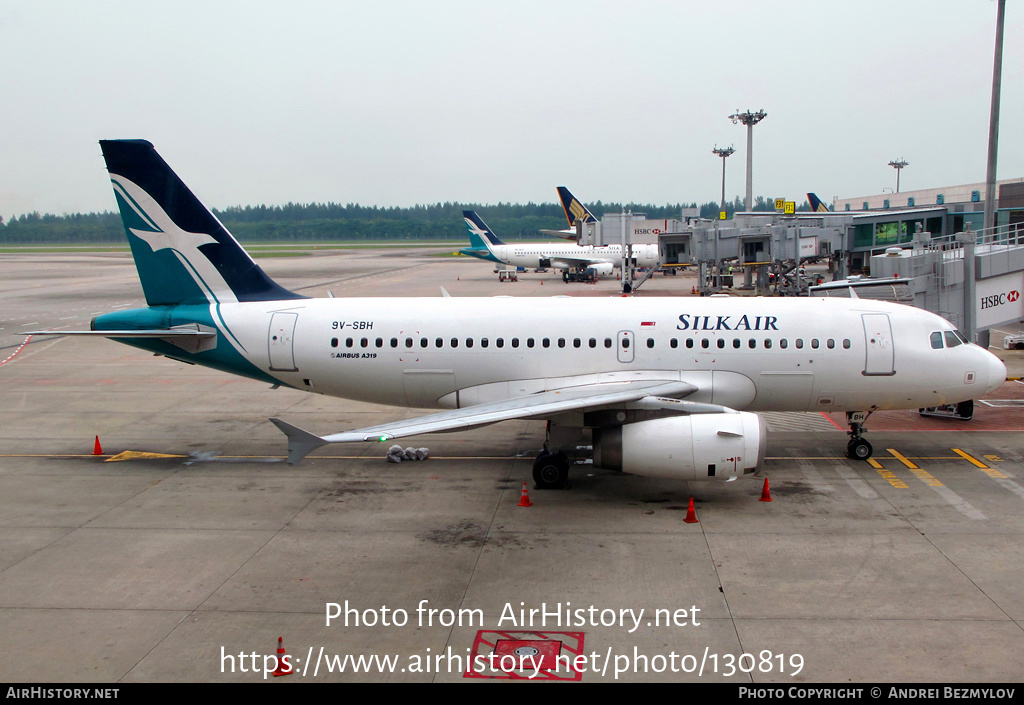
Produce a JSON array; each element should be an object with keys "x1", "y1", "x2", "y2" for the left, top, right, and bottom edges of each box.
[
  {"x1": 807, "y1": 193, "x2": 831, "y2": 213},
  {"x1": 462, "y1": 210, "x2": 505, "y2": 248},
  {"x1": 99, "y1": 140, "x2": 304, "y2": 307},
  {"x1": 557, "y1": 186, "x2": 598, "y2": 227}
]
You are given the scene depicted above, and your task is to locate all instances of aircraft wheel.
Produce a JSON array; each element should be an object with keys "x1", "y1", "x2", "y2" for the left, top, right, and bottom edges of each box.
[
  {"x1": 533, "y1": 452, "x2": 569, "y2": 489},
  {"x1": 847, "y1": 439, "x2": 873, "y2": 460}
]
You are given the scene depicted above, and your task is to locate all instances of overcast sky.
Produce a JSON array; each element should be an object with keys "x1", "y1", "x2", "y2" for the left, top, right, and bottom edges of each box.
[{"x1": 1, "y1": 0, "x2": 1021, "y2": 219}]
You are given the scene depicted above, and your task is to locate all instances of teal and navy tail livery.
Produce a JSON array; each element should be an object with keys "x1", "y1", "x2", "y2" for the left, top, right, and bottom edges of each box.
[
  {"x1": 458, "y1": 210, "x2": 504, "y2": 262},
  {"x1": 101, "y1": 139, "x2": 303, "y2": 307},
  {"x1": 31, "y1": 141, "x2": 1007, "y2": 481},
  {"x1": 807, "y1": 193, "x2": 831, "y2": 213}
]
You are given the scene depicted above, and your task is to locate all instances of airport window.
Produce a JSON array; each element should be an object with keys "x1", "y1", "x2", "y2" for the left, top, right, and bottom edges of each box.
[
  {"x1": 346, "y1": 338, "x2": 354, "y2": 348},
  {"x1": 796, "y1": 339, "x2": 804, "y2": 349},
  {"x1": 375, "y1": 338, "x2": 383, "y2": 348},
  {"x1": 589, "y1": 338, "x2": 597, "y2": 348},
  {"x1": 466, "y1": 338, "x2": 474, "y2": 348},
  {"x1": 331, "y1": 338, "x2": 338, "y2": 348},
  {"x1": 435, "y1": 337, "x2": 443, "y2": 348},
  {"x1": 481, "y1": 338, "x2": 488, "y2": 348},
  {"x1": 648, "y1": 338, "x2": 656, "y2": 349},
  {"x1": 827, "y1": 339, "x2": 835, "y2": 349},
  {"x1": 733, "y1": 339, "x2": 741, "y2": 349},
  {"x1": 451, "y1": 338, "x2": 459, "y2": 348},
  {"x1": 390, "y1": 338, "x2": 399, "y2": 348},
  {"x1": 780, "y1": 339, "x2": 788, "y2": 349},
  {"x1": 558, "y1": 338, "x2": 565, "y2": 348},
  {"x1": 670, "y1": 338, "x2": 678, "y2": 349},
  {"x1": 811, "y1": 339, "x2": 819, "y2": 349},
  {"x1": 605, "y1": 338, "x2": 613, "y2": 348},
  {"x1": 764, "y1": 339, "x2": 772, "y2": 349},
  {"x1": 405, "y1": 337, "x2": 413, "y2": 348},
  {"x1": 361, "y1": 338, "x2": 368, "y2": 348},
  {"x1": 527, "y1": 338, "x2": 535, "y2": 348},
  {"x1": 748, "y1": 338, "x2": 756, "y2": 349},
  {"x1": 574, "y1": 338, "x2": 581, "y2": 348},
  {"x1": 543, "y1": 338, "x2": 551, "y2": 348},
  {"x1": 686, "y1": 339, "x2": 694, "y2": 349},
  {"x1": 701, "y1": 339, "x2": 709, "y2": 349},
  {"x1": 944, "y1": 331, "x2": 962, "y2": 348},
  {"x1": 843, "y1": 339, "x2": 851, "y2": 349},
  {"x1": 717, "y1": 339, "x2": 725, "y2": 349}
]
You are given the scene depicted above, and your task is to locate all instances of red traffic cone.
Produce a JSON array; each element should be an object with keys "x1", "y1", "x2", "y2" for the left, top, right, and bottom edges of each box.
[
  {"x1": 759, "y1": 477, "x2": 772, "y2": 502},
  {"x1": 272, "y1": 637, "x2": 293, "y2": 677},
  {"x1": 518, "y1": 482, "x2": 532, "y2": 507},
  {"x1": 691, "y1": 286, "x2": 696, "y2": 294},
  {"x1": 92, "y1": 436, "x2": 103, "y2": 455},
  {"x1": 684, "y1": 497, "x2": 698, "y2": 523}
]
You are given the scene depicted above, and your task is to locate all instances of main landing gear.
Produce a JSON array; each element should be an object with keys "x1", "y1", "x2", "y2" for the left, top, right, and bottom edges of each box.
[
  {"x1": 846, "y1": 411, "x2": 873, "y2": 460},
  {"x1": 532, "y1": 451, "x2": 570, "y2": 490}
]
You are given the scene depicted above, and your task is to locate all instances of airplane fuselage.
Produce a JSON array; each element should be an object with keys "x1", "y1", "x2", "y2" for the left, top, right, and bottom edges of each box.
[
  {"x1": 96, "y1": 295, "x2": 1003, "y2": 415},
  {"x1": 491, "y1": 242, "x2": 659, "y2": 270}
]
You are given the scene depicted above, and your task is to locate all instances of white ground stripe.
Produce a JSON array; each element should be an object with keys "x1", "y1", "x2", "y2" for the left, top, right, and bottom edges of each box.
[
  {"x1": 788, "y1": 447, "x2": 831, "y2": 489},
  {"x1": 824, "y1": 450, "x2": 880, "y2": 499},
  {"x1": 930, "y1": 484, "x2": 986, "y2": 520}
]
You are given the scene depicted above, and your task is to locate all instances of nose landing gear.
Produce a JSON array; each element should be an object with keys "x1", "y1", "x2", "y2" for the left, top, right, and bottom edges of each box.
[{"x1": 846, "y1": 411, "x2": 873, "y2": 460}]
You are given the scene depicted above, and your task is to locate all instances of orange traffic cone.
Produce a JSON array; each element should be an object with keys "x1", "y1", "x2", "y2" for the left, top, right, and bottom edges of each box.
[
  {"x1": 518, "y1": 482, "x2": 532, "y2": 507},
  {"x1": 92, "y1": 436, "x2": 103, "y2": 455},
  {"x1": 272, "y1": 637, "x2": 293, "y2": 677},
  {"x1": 759, "y1": 477, "x2": 772, "y2": 502},
  {"x1": 684, "y1": 497, "x2": 698, "y2": 523},
  {"x1": 691, "y1": 286, "x2": 696, "y2": 294}
]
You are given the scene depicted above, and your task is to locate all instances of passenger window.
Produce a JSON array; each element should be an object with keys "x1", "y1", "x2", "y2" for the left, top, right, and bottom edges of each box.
[
  {"x1": 331, "y1": 338, "x2": 338, "y2": 348},
  {"x1": 346, "y1": 338, "x2": 354, "y2": 348},
  {"x1": 796, "y1": 338, "x2": 804, "y2": 349},
  {"x1": 605, "y1": 338, "x2": 613, "y2": 348},
  {"x1": 748, "y1": 338, "x2": 756, "y2": 349},
  {"x1": 944, "y1": 331, "x2": 962, "y2": 348},
  {"x1": 670, "y1": 339, "x2": 678, "y2": 348},
  {"x1": 780, "y1": 339, "x2": 788, "y2": 349},
  {"x1": 686, "y1": 339, "x2": 694, "y2": 349},
  {"x1": 451, "y1": 338, "x2": 459, "y2": 348},
  {"x1": 543, "y1": 338, "x2": 550, "y2": 348},
  {"x1": 527, "y1": 338, "x2": 535, "y2": 348},
  {"x1": 589, "y1": 338, "x2": 597, "y2": 348},
  {"x1": 557, "y1": 338, "x2": 565, "y2": 348},
  {"x1": 361, "y1": 338, "x2": 368, "y2": 348},
  {"x1": 701, "y1": 339, "x2": 709, "y2": 349},
  {"x1": 622, "y1": 338, "x2": 630, "y2": 349},
  {"x1": 405, "y1": 337, "x2": 413, "y2": 348},
  {"x1": 827, "y1": 339, "x2": 835, "y2": 349},
  {"x1": 717, "y1": 339, "x2": 725, "y2": 349},
  {"x1": 811, "y1": 339, "x2": 819, "y2": 349},
  {"x1": 574, "y1": 338, "x2": 581, "y2": 348},
  {"x1": 764, "y1": 339, "x2": 772, "y2": 349},
  {"x1": 733, "y1": 339, "x2": 741, "y2": 349},
  {"x1": 512, "y1": 338, "x2": 519, "y2": 348},
  {"x1": 420, "y1": 338, "x2": 428, "y2": 348},
  {"x1": 390, "y1": 338, "x2": 398, "y2": 348},
  {"x1": 435, "y1": 338, "x2": 443, "y2": 348},
  {"x1": 496, "y1": 338, "x2": 504, "y2": 348},
  {"x1": 843, "y1": 339, "x2": 851, "y2": 349},
  {"x1": 466, "y1": 338, "x2": 473, "y2": 348},
  {"x1": 648, "y1": 338, "x2": 656, "y2": 349},
  {"x1": 481, "y1": 338, "x2": 488, "y2": 348},
  {"x1": 375, "y1": 338, "x2": 383, "y2": 348}
]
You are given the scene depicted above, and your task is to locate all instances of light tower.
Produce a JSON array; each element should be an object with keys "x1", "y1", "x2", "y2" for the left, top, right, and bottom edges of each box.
[
  {"x1": 729, "y1": 109, "x2": 767, "y2": 211},
  {"x1": 888, "y1": 159, "x2": 909, "y2": 193},
  {"x1": 712, "y1": 145, "x2": 735, "y2": 219}
]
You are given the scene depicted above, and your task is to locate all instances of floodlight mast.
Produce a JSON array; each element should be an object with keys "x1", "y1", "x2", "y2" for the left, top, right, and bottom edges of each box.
[
  {"x1": 888, "y1": 159, "x2": 909, "y2": 193},
  {"x1": 712, "y1": 145, "x2": 735, "y2": 218},
  {"x1": 729, "y1": 109, "x2": 767, "y2": 211}
]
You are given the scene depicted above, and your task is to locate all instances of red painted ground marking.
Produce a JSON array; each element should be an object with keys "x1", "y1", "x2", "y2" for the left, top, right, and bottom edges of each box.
[
  {"x1": 464, "y1": 630, "x2": 584, "y2": 681},
  {"x1": 0, "y1": 335, "x2": 33, "y2": 367}
]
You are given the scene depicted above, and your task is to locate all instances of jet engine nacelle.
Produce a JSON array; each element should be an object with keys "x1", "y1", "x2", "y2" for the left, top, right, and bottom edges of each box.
[
  {"x1": 590, "y1": 262, "x2": 615, "y2": 276},
  {"x1": 592, "y1": 412, "x2": 766, "y2": 480}
]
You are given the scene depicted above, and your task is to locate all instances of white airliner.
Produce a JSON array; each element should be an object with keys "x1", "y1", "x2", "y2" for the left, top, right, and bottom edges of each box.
[
  {"x1": 33, "y1": 140, "x2": 1007, "y2": 490},
  {"x1": 460, "y1": 210, "x2": 659, "y2": 278}
]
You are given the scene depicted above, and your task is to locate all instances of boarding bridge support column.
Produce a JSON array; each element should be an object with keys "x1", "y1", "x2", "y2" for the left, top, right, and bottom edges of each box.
[{"x1": 960, "y1": 227, "x2": 977, "y2": 343}]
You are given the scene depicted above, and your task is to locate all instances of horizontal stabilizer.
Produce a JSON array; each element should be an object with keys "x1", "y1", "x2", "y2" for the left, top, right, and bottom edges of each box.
[{"x1": 27, "y1": 324, "x2": 217, "y2": 353}]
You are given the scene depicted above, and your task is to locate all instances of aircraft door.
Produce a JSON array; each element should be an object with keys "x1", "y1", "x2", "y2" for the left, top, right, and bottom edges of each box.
[
  {"x1": 617, "y1": 330, "x2": 634, "y2": 363},
  {"x1": 268, "y1": 312, "x2": 298, "y2": 371},
  {"x1": 862, "y1": 313, "x2": 895, "y2": 376}
]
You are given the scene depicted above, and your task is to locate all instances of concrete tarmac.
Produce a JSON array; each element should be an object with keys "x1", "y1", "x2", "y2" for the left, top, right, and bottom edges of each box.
[{"x1": 1, "y1": 248, "x2": 1023, "y2": 683}]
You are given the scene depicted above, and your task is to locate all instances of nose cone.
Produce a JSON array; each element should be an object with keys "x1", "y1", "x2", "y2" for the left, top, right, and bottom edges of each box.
[{"x1": 982, "y1": 349, "x2": 1008, "y2": 395}]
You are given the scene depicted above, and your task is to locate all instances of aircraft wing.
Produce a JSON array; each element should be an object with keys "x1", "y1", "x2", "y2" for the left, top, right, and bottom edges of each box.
[
  {"x1": 548, "y1": 255, "x2": 608, "y2": 269},
  {"x1": 270, "y1": 379, "x2": 706, "y2": 465},
  {"x1": 539, "y1": 228, "x2": 579, "y2": 240}
]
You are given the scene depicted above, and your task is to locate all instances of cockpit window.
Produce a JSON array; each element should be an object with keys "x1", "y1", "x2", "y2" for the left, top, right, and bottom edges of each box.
[
  {"x1": 954, "y1": 330, "x2": 970, "y2": 344},
  {"x1": 930, "y1": 332, "x2": 943, "y2": 349},
  {"x1": 944, "y1": 331, "x2": 962, "y2": 348}
]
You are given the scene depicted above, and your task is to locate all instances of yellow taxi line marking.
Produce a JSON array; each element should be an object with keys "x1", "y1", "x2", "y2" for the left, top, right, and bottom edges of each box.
[
  {"x1": 886, "y1": 448, "x2": 919, "y2": 469},
  {"x1": 951, "y1": 448, "x2": 990, "y2": 468}
]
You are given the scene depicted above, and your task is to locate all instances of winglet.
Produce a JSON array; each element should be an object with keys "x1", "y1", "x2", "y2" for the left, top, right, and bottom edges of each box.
[{"x1": 269, "y1": 417, "x2": 328, "y2": 465}]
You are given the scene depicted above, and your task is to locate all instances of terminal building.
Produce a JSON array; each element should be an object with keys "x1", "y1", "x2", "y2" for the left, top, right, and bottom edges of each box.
[{"x1": 580, "y1": 178, "x2": 1024, "y2": 347}]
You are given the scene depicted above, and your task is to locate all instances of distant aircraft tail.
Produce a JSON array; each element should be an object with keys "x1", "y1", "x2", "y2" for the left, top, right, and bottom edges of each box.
[
  {"x1": 462, "y1": 210, "x2": 505, "y2": 247},
  {"x1": 100, "y1": 139, "x2": 303, "y2": 307},
  {"x1": 807, "y1": 193, "x2": 831, "y2": 213},
  {"x1": 557, "y1": 186, "x2": 598, "y2": 227}
]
